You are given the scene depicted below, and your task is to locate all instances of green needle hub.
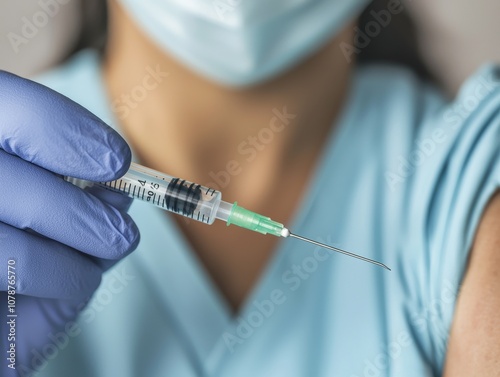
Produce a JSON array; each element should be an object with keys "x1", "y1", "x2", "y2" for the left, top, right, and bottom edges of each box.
[{"x1": 226, "y1": 202, "x2": 285, "y2": 237}]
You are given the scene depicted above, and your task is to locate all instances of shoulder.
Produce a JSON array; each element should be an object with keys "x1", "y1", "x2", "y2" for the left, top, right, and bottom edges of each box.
[
  {"x1": 442, "y1": 68, "x2": 500, "y2": 375},
  {"x1": 444, "y1": 190, "x2": 500, "y2": 375},
  {"x1": 393, "y1": 64, "x2": 500, "y2": 372}
]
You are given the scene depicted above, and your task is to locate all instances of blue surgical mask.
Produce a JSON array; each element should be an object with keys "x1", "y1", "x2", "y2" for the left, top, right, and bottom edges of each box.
[{"x1": 118, "y1": 0, "x2": 369, "y2": 87}]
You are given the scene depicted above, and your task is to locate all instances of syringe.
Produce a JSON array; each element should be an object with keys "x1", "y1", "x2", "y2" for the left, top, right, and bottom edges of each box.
[{"x1": 67, "y1": 162, "x2": 390, "y2": 270}]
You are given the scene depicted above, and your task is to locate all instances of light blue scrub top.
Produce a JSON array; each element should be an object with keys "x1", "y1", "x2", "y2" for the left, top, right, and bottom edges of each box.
[{"x1": 35, "y1": 51, "x2": 500, "y2": 377}]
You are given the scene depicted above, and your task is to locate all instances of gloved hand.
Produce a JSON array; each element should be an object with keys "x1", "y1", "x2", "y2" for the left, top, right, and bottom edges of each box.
[{"x1": 0, "y1": 71, "x2": 140, "y2": 376}]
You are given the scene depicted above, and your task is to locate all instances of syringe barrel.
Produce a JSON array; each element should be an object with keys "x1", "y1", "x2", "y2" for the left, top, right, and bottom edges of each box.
[{"x1": 66, "y1": 162, "x2": 222, "y2": 224}]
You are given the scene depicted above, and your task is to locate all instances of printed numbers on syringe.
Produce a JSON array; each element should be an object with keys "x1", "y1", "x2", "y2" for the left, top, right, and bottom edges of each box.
[
  {"x1": 137, "y1": 179, "x2": 162, "y2": 204},
  {"x1": 103, "y1": 179, "x2": 164, "y2": 206}
]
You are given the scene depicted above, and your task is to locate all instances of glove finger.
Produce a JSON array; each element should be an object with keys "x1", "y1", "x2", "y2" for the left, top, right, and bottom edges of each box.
[
  {"x1": 0, "y1": 222, "x2": 102, "y2": 300},
  {"x1": 82, "y1": 190, "x2": 134, "y2": 271},
  {"x1": 0, "y1": 150, "x2": 140, "y2": 259},
  {"x1": 76, "y1": 186, "x2": 134, "y2": 270},
  {"x1": 85, "y1": 185, "x2": 134, "y2": 212},
  {"x1": 0, "y1": 70, "x2": 130, "y2": 181},
  {"x1": 82, "y1": 187, "x2": 134, "y2": 270}
]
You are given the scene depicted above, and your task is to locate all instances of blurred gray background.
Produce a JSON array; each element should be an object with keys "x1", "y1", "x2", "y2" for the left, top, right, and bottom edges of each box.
[
  {"x1": 0, "y1": 0, "x2": 81, "y2": 76},
  {"x1": 406, "y1": 0, "x2": 500, "y2": 94},
  {"x1": 1, "y1": 0, "x2": 499, "y2": 95}
]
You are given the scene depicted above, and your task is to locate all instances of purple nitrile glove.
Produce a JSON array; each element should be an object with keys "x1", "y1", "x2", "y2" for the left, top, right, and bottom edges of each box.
[{"x1": 0, "y1": 71, "x2": 140, "y2": 376}]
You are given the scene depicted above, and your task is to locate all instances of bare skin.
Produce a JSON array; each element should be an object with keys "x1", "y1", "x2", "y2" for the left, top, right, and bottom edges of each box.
[
  {"x1": 443, "y1": 192, "x2": 500, "y2": 376},
  {"x1": 103, "y1": 1, "x2": 354, "y2": 313}
]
